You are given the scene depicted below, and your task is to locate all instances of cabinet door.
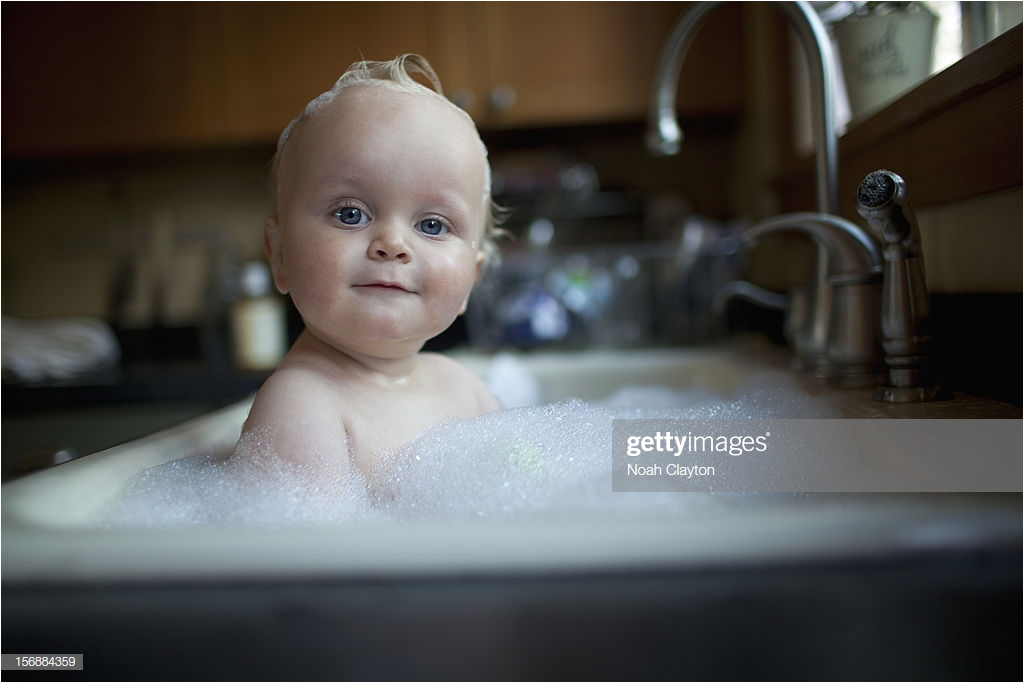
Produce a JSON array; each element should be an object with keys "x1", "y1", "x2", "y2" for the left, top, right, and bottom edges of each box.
[
  {"x1": 2, "y1": 3, "x2": 224, "y2": 157},
  {"x1": 461, "y1": 1, "x2": 743, "y2": 128},
  {"x1": 2, "y1": 2, "x2": 743, "y2": 156},
  {"x1": 218, "y1": 1, "x2": 440, "y2": 144}
]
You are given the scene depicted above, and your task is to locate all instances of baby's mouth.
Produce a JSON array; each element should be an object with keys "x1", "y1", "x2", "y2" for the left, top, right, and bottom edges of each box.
[{"x1": 355, "y1": 280, "x2": 416, "y2": 294}]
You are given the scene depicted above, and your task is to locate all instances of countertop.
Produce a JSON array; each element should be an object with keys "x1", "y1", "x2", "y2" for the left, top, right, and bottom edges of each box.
[{"x1": 2, "y1": 360, "x2": 268, "y2": 415}]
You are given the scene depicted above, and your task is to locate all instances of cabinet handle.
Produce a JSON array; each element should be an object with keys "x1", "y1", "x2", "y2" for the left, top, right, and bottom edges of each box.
[
  {"x1": 449, "y1": 88, "x2": 476, "y2": 112},
  {"x1": 488, "y1": 85, "x2": 517, "y2": 112}
]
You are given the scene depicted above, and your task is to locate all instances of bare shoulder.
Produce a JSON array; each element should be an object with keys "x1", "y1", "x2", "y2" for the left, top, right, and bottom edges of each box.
[
  {"x1": 246, "y1": 364, "x2": 340, "y2": 423},
  {"x1": 241, "y1": 364, "x2": 350, "y2": 465},
  {"x1": 419, "y1": 352, "x2": 501, "y2": 414}
]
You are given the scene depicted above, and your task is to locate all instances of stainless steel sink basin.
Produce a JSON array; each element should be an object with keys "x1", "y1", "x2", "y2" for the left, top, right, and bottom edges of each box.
[{"x1": 2, "y1": 341, "x2": 1018, "y2": 680}]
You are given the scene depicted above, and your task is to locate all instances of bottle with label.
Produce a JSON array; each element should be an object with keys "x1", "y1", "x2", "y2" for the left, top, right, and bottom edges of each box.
[{"x1": 230, "y1": 261, "x2": 288, "y2": 371}]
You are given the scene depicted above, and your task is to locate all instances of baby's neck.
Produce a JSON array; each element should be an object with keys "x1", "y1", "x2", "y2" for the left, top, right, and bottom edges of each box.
[{"x1": 291, "y1": 330, "x2": 421, "y2": 387}]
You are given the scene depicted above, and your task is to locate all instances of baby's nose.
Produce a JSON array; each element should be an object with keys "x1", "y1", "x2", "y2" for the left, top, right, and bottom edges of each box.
[{"x1": 368, "y1": 224, "x2": 410, "y2": 262}]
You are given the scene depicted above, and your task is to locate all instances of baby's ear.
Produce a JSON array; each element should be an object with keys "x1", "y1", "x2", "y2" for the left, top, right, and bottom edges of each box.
[
  {"x1": 459, "y1": 250, "x2": 489, "y2": 315},
  {"x1": 473, "y1": 249, "x2": 488, "y2": 284},
  {"x1": 264, "y1": 216, "x2": 289, "y2": 294}
]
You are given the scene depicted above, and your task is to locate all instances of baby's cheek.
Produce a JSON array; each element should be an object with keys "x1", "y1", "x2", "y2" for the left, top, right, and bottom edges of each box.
[
  {"x1": 426, "y1": 260, "x2": 477, "y2": 311},
  {"x1": 288, "y1": 268, "x2": 338, "y2": 317}
]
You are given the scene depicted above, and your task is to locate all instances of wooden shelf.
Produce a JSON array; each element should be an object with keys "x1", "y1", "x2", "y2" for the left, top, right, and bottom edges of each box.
[{"x1": 777, "y1": 24, "x2": 1022, "y2": 219}]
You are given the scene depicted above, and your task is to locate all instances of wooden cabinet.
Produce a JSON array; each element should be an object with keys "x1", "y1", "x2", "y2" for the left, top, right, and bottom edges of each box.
[
  {"x1": 2, "y1": 3, "x2": 225, "y2": 156},
  {"x1": 2, "y1": 2, "x2": 440, "y2": 155},
  {"x1": 216, "y1": 2, "x2": 438, "y2": 144},
  {"x1": 439, "y1": 2, "x2": 743, "y2": 129},
  {"x1": 1, "y1": 2, "x2": 743, "y2": 157}
]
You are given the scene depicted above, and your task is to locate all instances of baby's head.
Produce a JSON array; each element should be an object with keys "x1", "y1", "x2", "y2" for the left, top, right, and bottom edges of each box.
[
  {"x1": 265, "y1": 54, "x2": 501, "y2": 357},
  {"x1": 270, "y1": 54, "x2": 500, "y2": 268}
]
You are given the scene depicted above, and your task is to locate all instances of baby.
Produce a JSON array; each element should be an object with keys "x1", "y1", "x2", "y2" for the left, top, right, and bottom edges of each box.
[{"x1": 239, "y1": 54, "x2": 502, "y2": 477}]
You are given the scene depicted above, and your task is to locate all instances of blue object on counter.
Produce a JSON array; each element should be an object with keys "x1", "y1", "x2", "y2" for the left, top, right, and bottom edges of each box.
[{"x1": 497, "y1": 288, "x2": 573, "y2": 348}]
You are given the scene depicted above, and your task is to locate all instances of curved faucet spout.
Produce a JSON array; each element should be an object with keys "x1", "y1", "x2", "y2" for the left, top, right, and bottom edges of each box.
[
  {"x1": 647, "y1": 1, "x2": 840, "y2": 215},
  {"x1": 743, "y1": 212, "x2": 883, "y2": 278}
]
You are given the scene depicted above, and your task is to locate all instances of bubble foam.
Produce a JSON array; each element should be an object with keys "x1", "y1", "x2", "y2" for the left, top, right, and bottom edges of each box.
[
  {"x1": 100, "y1": 369, "x2": 840, "y2": 528},
  {"x1": 101, "y1": 427, "x2": 379, "y2": 529}
]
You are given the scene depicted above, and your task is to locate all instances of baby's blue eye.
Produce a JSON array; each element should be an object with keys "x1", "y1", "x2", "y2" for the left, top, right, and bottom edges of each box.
[
  {"x1": 418, "y1": 219, "x2": 447, "y2": 236},
  {"x1": 334, "y1": 207, "x2": 368, "y2": 226}
]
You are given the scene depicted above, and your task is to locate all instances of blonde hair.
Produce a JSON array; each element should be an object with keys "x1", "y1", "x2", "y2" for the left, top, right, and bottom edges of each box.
[{"x1": 271, "y1": 54, "x2": 503, "y2": 267}]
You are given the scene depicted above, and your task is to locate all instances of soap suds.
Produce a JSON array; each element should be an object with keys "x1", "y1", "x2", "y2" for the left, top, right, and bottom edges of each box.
[{"x1": 100, "y1": 369, "x2": 840, "y2": 528}]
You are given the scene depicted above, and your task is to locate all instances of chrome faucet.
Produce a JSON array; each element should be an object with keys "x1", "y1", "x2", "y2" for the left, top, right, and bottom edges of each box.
[
  {"x1": 647, "y1": 0, "x2": 839, "y2": 215},
  {"x1": 649, "y1": 1, "x2": 885, "y2": 384}
]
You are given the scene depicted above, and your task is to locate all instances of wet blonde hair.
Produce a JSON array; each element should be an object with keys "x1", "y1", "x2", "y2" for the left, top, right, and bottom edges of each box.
[{"x1": 271, "y1": 54, "x2": 502, "y2": 267}]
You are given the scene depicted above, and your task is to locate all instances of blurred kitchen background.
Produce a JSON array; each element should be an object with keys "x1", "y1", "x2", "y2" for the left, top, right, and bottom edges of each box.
[{"x1": 2, "y1": 2, "x2": 1021, "y2": 477}]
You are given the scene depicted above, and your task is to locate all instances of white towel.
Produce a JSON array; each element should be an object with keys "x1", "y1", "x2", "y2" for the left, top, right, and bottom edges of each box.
[{"x1": 2, "y1": 316, "x2": 120, "y2": 383}]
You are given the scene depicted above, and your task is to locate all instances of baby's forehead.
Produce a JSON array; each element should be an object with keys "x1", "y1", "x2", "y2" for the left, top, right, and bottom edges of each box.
[
  {"x1": 277, "y1": 81, "x2": 491, "y2": 208},
  {"x1": 296, "y1": 86, "x2": 481, "y2": 165}
]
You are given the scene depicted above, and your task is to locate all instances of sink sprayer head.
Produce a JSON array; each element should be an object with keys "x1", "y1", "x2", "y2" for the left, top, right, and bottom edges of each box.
[
  {"x1": 857, "y1": 169, "x2": 900, "y2": 209},
  {"x1": 855, "y1": 170, "x2": 917, "y2": 243}
]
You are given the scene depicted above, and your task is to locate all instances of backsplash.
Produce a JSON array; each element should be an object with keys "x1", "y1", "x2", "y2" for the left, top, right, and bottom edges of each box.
[{"x1": 2, "y1": 149, "x2": 273, "y2": 324}]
